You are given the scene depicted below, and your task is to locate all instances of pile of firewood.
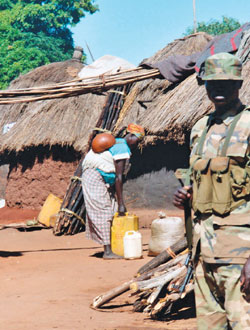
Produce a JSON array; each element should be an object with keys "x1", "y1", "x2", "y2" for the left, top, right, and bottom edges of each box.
[{"x1": 92, "y1": 238, "x2": 194, "y2": 320}]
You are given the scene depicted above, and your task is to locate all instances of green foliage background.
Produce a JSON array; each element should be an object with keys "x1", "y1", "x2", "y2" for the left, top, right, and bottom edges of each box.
[
  {"x1": 0, "y1": 0, "x2": 98, "y2": 89},
  {"x1": 185, "y1": 16, "x2": 241, "y2": 36}
]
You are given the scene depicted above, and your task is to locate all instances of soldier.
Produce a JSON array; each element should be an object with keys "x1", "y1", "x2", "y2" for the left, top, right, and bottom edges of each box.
[{"x1": 173, "y1": 52, "x2": 250, "y2": 329}]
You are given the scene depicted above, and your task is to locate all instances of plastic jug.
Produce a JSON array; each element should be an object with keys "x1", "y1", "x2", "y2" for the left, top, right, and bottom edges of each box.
[
  {"x1": 111, "y1": 212, "x2": 139, "y2": 256},
  {"x1": 37, "y1": 193, "x2": 62, "y2": 227},
  {"x1": 123, "y1": 231, "x2": 142, "y2": 259}
]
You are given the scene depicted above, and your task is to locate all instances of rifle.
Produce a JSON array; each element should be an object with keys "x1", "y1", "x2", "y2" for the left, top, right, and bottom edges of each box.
[{"x1": 175, "y1": 168, "x2": 193, "y2": 294}]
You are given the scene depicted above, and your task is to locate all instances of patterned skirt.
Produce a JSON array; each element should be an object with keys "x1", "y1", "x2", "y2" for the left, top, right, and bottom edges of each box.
[{"x1": 81, "y1": 168, "x2": 116, "y2": 245}]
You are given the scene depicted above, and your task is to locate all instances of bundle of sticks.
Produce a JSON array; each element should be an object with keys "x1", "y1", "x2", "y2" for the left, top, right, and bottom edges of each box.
[
  {"x1": 0, "y1": 67, "x2": 160, "y2": 104},
  {"x1": 53, "y1": 159, "x2": 86, "y2": 236},
  {"x1": 92, "y1": 238, "x2": 194, "y2": 320},
  {"x1": 53, "y1": 85, "x2": 131, "y2": 235}
]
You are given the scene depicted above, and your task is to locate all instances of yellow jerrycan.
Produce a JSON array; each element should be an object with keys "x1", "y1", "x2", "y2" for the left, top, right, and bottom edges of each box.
[
  {"x1": 111, "y1": 212, "x2": 139, "y2": 256},
  {"x1": 37, "y1": 193, "x2": 62, "y2": 227}
]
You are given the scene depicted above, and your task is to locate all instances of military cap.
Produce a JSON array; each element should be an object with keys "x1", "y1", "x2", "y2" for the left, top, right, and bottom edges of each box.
[{"x1": 202, "y1": 52, "x2": 242, "y2": 80}]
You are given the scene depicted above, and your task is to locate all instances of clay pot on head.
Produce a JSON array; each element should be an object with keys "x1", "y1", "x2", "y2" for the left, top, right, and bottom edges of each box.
[{"x1": 92, "y1": 133, "x2": 116, "y2": 153}]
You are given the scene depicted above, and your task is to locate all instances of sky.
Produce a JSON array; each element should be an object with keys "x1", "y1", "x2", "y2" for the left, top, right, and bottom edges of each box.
[{"x1": 72, "y1": 0, "x2": 250, "y2": 66}]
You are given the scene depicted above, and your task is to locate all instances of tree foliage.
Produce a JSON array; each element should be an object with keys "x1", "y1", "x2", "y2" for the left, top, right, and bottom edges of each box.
[
  {"x1": 185, "y1": 16, "x2": 241, "y2": 36},
  {"x1": 0, "y1": 0, "x2": 98, "y2": 89}
]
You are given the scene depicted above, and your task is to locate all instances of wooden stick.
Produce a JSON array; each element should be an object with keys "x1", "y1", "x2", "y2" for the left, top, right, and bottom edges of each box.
[
  {"x1": 92, "y1": 279, "x2": 134, "y2": 309},
  {"x1": 0, "y1": 69, "x2": 161, "y2": 104},
  {"x1": 133, "y1": 295, "x2": 152, "y2": 312},
  {"x1": 103, "y1": 89, "x2": 119, "y2": 129},
  {"x1": 137, "y1": 238, "x2": 187, "y2": 276},
  {"x1": 167, "y1": 270, "x2": 187, "y2": 292},
  {"x1": 0, "y1": 68, "x2": 159, "y2": 94},
  {"x1": 133, "y1": 262, "x2": 188, "y2": 313},
  {"x1": 0, "y1": 67, "x2": 155, "y2": 95},
  {"x1": 106, "y1": 87, "x2": 123, "y2": 130},
  {"x1": 147, "y1": 283, "x2": 165, "y2": 305},
  {"x1": 151, "y1": 282, "x2": 194, "y2": 316},
  {"x1": 140, "y1": 253, "x2": 187, "y2": 280},
  {"x1": 131, "y1": 265, "x2": 186, "y2": 292}
]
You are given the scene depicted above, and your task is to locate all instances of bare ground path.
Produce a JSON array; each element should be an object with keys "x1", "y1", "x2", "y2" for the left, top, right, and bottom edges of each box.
[{"x1": 0, "y1": 209, "x2": 196, "y2": 330}]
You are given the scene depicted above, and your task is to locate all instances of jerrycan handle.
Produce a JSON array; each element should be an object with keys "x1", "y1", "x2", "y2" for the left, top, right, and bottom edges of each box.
[
  {"x1": 124, "y1": 230, "x2": 136, "y2": 236},
  {"x1": 114, "y1": 212, "x2": 129, "y2": 217}
]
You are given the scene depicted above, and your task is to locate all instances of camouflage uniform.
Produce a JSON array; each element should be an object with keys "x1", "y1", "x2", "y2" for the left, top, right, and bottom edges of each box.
[{"x1": 189, "y1": 53, "x2": 250, "y2": 329}]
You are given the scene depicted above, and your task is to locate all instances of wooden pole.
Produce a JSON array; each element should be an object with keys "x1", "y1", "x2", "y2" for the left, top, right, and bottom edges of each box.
[
  {"x1": 193, "y1": 0, "x2": 197, "y2": 33},
  {"x1": 85, "y1": 40, "x2": 95, "y2": 62},
  {"x1": 137, "y1": 238, "x2": 187, "y2": 276},
  {"x1": 130, "y1": 266, "x2": 186, "y2": 292},
  {"x1": 0, "y1": 68, "x2": 161, "y2": 104}
]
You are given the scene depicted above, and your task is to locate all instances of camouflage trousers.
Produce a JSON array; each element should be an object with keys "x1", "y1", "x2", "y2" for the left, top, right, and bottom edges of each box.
[{"x1": 194, "y1": 258, "x2": 250, "y2": 329}]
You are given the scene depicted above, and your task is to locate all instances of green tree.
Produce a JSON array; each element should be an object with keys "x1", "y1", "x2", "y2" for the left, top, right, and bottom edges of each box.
[
  {"x1": 185, "y1": 16, "x2": 241, "y2": 36},
  {"x1": 0, "y1": 0, "x2": 98, "y2": 89}
]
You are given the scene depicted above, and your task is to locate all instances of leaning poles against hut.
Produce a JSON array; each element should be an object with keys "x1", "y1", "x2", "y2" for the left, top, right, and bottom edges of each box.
[
  {"x1": 0, "y1": 67, "x2": 160, "y2": 104},
  {"x1": 91, "y1": 237, "x2": 195, "y2": 319},
  {"x1": 53, "y1": 85, "x2": 132, "y2": 235}
]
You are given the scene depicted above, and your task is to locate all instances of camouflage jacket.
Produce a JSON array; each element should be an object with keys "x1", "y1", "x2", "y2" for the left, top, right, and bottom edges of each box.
[{"x1": 190, "y1": 102, "x2": 250, "y2": 264}]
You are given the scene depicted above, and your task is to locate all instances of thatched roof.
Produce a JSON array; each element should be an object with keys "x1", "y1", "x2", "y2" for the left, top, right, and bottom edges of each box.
[
  {"x1": 0, "y1": 59, "x2": 107, "y2": 154},
  {"x1": 141, "y1": 32, "x2": 212, "y2": 64},
  {"x1": 0, "y1": 31, "x2": 249, "y2": 158},
  {"x1": 114, "y1": 32, "x2": 250, "y2": 144}
]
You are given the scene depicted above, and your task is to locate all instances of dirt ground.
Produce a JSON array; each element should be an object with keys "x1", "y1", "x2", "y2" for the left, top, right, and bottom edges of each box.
[
  {"x1": 0, "y1": 208, "x2": 197, "y2": 330},
  {"x1": 0, "y1": 206, "x2": 39, "y2": 224}
]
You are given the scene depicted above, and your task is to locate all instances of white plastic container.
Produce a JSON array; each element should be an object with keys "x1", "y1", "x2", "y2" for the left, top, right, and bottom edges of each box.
[
  {"x1": 0, "y1": 199, "x2": 5, "y2": 208},
  {"x1": 148, "y1": 212, "x2": 184, "y2": 256},
  {"x1": 123, "y1": 231, "x2": 142, "y2": 259}
]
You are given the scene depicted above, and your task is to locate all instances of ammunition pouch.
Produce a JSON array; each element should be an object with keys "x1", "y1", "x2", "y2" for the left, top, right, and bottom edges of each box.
[
  {"x1": 210, "y1": 157, "x2": 231, "y2": 214},
  {"x1": 230, "y1": 162, "x2": 250, "y2": 199},
  {"x1": 191, "y1": 156, "x2": 212, "y2": 214},
  {"x1": 191, "y1": 156, "x2": 250, "y2": 215}
]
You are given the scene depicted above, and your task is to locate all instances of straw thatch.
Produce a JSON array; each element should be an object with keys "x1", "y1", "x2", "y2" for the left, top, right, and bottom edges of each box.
[
  {"x1": 1, "y1": 31, "x2": 250, "y2": 156},
  {"x1": 0, "y1": 33, "x2": 213, "y2": 156},
  {"x1": 141, "y1": 32, "x2": 212, "y2": 64},
  {"x1": 0, "y1": 59, "x2": 107, "y2": 156},
  {"x1": 0, "y1": 59, "x2": 82, "y2": 126},
  {"x1": 113, "y1": 33, "x2": 250, "y2": 145}
]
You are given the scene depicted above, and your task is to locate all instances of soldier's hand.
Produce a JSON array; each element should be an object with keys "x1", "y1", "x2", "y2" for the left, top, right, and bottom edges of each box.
[
  {"x1": 173, "y1": 185, "x2": 193, "y2": 210},
  {"x1": 240, "y1": 257, "x2": 250, "y2": 302}
]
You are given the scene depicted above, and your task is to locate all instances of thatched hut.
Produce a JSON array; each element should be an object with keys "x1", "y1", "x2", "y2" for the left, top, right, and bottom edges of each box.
[
  {"x1": 0, "y1": 31, "x2": 249, "y2": 210},
  {"x1": 0, "y1": 56, "x2": 107, "y2": 208}
]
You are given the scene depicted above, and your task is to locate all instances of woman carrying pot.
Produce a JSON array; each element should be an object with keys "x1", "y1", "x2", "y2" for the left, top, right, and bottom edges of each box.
[{"x1": 81, "y1": 124, "x2": 145, "y2": 259}]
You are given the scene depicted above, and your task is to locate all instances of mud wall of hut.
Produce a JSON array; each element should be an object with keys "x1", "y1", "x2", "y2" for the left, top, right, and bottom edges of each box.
[
  {"x1": 123, "y1": 140, "x2": 190, "y2": 209},
  {"x1": 5, "y1": 145, "x2": 81, "y2": 209},
  {"x1": 4, "y1": 140, "x2": 190, "y2": 210}
]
